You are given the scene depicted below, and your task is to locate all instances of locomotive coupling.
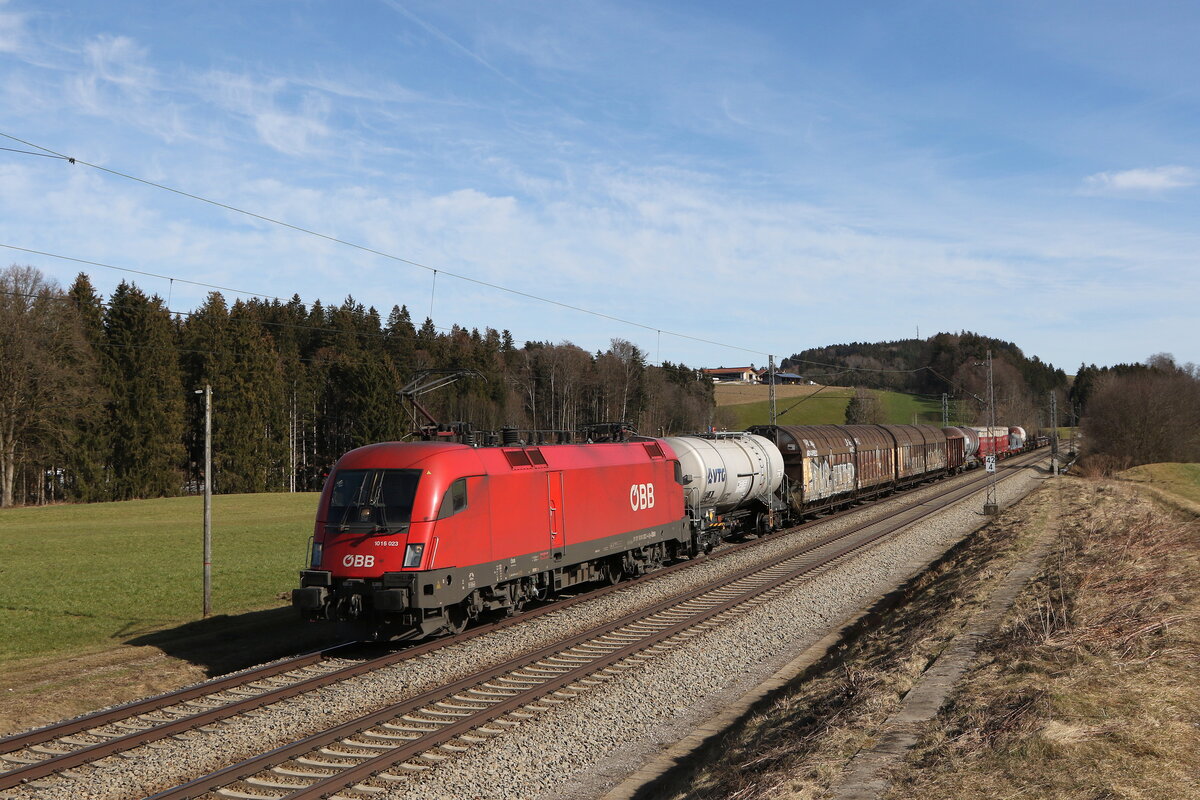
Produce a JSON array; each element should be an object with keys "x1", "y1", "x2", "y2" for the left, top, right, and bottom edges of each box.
[
  {"x1": 291, "y1": 586, "x2": 328, "y2": 614},
  {"x1": 293, "y1": 569, "x2": 332, "y2": 618}
]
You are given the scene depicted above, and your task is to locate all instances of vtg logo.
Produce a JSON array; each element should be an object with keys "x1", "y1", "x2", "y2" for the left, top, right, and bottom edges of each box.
[
  {"x1": 630, "y1": 483, "x2": 656, "y2": 511},
  {"x1": 706, "y1": 467, "x2": 727, "y2": 484},
  {"x1": 343, "y1": 554, "x2": 376, "y2": 568}
]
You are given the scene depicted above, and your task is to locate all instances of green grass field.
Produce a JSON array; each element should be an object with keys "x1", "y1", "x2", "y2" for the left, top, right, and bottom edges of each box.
[
  {"x1": 720, "y1": 388, "x2": 948, "y2": 428},
  {"x1": 1118, "y1": 463, "x2": 1200, "y2": 506},
  {"x1": 0, "y1": 493, "x2": 319, "y2": 664}
]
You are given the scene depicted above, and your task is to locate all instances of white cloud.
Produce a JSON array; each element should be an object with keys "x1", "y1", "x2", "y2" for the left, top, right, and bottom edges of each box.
[
  {"x1": 66, "y1": 34, "x2": 158, "y2": 116},
  {"x1": 0, "y1": 0, "x2": 27, "y2": 54},
  {"x1": 83, "y1": 34, "x2": 155, "y2": 89},
  {"x1": 1083, "y1": 165, "x2": 1197, "y2": 194},
  {"x1": 202, "y1": 71, "x2": 332, "y2": 157}
]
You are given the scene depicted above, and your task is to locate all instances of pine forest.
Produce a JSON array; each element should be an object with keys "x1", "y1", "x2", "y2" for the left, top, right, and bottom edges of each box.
[{"x1": 0, "y1": 266, "x2": 715, "y2": 507}]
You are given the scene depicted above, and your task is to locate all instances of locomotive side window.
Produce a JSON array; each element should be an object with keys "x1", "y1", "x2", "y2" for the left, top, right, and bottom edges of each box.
[
  {"x1": 328, "y1": 469, "x2": 421, "y2": 530},
  {"x1": 437, "y1": 478, "x2": 468, "y2": 519}
]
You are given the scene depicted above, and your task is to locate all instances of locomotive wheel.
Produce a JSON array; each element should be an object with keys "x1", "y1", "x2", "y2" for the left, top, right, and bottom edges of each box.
[{"x1": 444, "y1": 604, "x2": 469, "y2": 635}]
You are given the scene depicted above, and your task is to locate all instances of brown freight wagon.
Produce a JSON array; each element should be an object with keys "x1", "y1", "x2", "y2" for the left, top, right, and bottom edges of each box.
[
  {"x1": 941, "y1": 426, "x2": 967, "y2": 472},
  {"x1": 882, "y1": 424, "x2": 948, "y2": 481},
  {"x1": 843, "y1": 424, "x2": 896, "y2": 492},
  {"x1": 751, "y1": 424, "x2": 951, "y2": 517}
]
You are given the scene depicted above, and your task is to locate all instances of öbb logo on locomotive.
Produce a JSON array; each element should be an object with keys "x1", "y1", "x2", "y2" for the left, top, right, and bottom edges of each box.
[
  {"x1": 630, "y1": 482, "x2": 656, "y2": 510},
  {"x1": 342, "y1": 554, "x2": 376, "y2": 568}
]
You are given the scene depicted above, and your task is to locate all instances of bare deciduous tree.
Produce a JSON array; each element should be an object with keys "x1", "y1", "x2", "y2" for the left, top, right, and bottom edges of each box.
[
  {"x1": 844, "y1": 386, "x2": 884, "y2": 425},
  {"x1": 1081, "y1": 368, "x2": 1200, "y2": 472},
  {"x1": 0, "y1": 265, "x2": 101, "y2": 506}
]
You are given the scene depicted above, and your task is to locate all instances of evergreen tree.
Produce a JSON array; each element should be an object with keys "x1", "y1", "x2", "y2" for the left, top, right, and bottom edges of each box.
[
  {"x1": 217, "y1": 302, "x2": 287, "y2": 492},
  {"x1": 384, "y1": 304, "x2": 416, "y2": 378},
  {"x1": 105, "y1": 282, "x2": 185, "y2": 499},
  {"x1": 63, "y1": 273, "x2": 112, "y2": 502},
  {"x1": 180, "y1": 292, "x2": 232, "y2": 489}
]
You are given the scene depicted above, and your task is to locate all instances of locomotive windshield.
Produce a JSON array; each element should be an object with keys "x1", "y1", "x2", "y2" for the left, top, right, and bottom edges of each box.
[{"x1": 328, "y1": 469, "x2": 421, "y2": 531}]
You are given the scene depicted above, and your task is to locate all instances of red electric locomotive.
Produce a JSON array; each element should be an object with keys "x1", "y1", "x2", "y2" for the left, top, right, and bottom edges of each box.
[{"x1": 293, "y1": 439, "x2": 689, "y2": 639}]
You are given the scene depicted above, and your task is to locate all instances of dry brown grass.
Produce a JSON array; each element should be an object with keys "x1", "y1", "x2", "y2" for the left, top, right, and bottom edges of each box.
[
  {"x1": 653, "y1": 487, "x2": 1060, "y2": 800},
  {"x1": 713, "y1": 383, "x2": 837, "y2": 407},
  {"x1": 889, "y1": 480, "x2": 1200, "y2": 800}
]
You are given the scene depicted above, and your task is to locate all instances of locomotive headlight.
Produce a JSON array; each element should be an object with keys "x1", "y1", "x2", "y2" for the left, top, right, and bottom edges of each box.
[
  {"x1": 403, "y1": 543, "x2": 425, "y2": 568},
  {"x1": 309, "y1": 541, "x2": 323, "y2": 568}
]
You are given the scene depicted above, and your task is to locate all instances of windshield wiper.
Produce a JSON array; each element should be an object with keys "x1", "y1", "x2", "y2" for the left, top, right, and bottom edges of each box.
[
  {"x1": 337, "y1": 474, "x2": 371, "y2": 532},
  {"x1": 367, "y1": 475, "x2": 391, "y2": 534}
]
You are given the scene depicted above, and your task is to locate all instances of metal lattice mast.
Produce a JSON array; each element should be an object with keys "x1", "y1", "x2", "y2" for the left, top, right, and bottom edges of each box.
[
  {"x1": 769, "y1": 354, "x2": 777, "y2": 426},
  {"x1": 984, "y1": 349, "x2": 998, "y2": 514},
  {"x1": 1050, "y1": 390, "x2": 1059, "y2": 475}
]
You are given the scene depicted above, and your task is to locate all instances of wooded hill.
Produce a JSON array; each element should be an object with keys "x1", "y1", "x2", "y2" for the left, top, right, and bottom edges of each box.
[{"x1": 783, "y1": 332, "x2": 1071, "y2": 430}]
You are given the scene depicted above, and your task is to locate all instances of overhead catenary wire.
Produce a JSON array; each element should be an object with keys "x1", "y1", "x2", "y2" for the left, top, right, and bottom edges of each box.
[
  {"x1": 0, "y1": 287, "x2": 464, "y2": 367},
  {"x1": 0, "y1": 286, "x2": 468, "y2": 351},
  {"x1": 0, "y1": 258, "x2": 695, "y2": 365},
  {"x1": 0, "y1": 131, "x2": 768, "y2": 359},
  {"x1": 1, "y1": 242, "x2": 283, "y2": 302},
  {"x1": 0, "y1": 286, "x2": 712, "y2": 381},
  {"x1": 0, "y1": 146, "x2": 66, "y2": 159}
]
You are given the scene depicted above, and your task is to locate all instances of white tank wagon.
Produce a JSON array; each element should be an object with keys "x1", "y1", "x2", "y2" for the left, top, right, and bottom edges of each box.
[
  {"x1": 662, "y1": 433, "x2": 785, "y2": 546},
  {"x1": 952, "y1": 426, "x2": 980, "y2": 458},
  {"x1": 1008, "y1": 426, "x2": 1027, "y2": 450}
]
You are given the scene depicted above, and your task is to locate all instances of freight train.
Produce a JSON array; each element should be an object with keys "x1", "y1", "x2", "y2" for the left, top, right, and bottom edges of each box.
[{"x1": 293, "y1": 422, "x2": 1032, "y2": 639}]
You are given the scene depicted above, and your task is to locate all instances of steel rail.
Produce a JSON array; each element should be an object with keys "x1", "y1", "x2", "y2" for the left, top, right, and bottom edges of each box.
[
  {"x1": 0, "y1": 506, "x2": 824, "y2": 790},
  {"x1": 0, "y1": 643, "x2": 356, "y2": 755},
  {"x1": 1, "y1": 449, "x2": 1042, "y2": 792},
  {"x1": 146, "y1": 450, "x2": 1045, "y2": 800}
]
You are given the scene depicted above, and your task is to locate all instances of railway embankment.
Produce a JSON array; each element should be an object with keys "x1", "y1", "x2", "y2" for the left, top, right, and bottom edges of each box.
[
  {"x1": 2, "y1": 455, "x2": 1048, "y2": 800},
  {"x1": 636, "y1": 473, "x2": 1198, "y2": 800}
]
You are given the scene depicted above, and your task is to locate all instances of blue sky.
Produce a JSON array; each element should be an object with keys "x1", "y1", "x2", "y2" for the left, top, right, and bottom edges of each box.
[{"x1": 2, "y1": 1, "x2": 1197, "y2": 373}]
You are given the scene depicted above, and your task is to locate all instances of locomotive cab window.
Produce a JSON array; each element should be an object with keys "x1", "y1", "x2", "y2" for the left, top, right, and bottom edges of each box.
[
  {"x1": 437, "y1": 478, "x2": 468, "y2": 519},
  {"x1": 329, "y1": 469, "x2": 420, "y2": 530}
]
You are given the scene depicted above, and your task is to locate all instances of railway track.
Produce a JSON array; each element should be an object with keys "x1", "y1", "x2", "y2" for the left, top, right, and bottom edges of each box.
[
  {"x1": 0, "y1": 450, "x2": 1042, "y2": 797},
  {"x1": 148, "y1": 450, "x2": 1044, "y2": 800}
]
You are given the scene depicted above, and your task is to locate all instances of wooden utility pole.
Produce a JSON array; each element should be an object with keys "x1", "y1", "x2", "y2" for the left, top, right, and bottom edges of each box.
[{"x1": 195, "y1": 384, "x2": 213, "y2": 618}]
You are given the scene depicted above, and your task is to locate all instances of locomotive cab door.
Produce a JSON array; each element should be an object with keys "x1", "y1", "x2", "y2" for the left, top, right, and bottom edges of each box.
[{"x1": 547, "y1": 471, "x2": 565, "y2": 560}]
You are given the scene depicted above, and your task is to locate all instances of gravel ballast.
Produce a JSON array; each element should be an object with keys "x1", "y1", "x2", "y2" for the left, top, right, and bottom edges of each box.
[{"x1": 6, "y1": 460, "x2": 1049, "y2": 800}]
